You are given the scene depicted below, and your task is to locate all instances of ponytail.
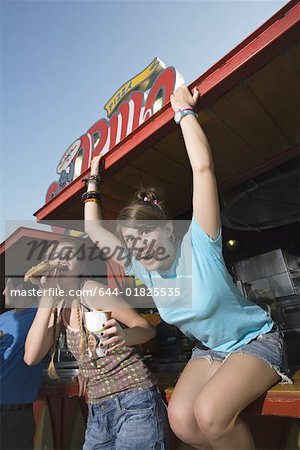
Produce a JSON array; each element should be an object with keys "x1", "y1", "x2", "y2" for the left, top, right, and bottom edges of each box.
[
  {"x1": 116, "y1": 185, "x2": 170, "y2": 241},
  {"x1": 47, "y1": 306, "x2": 59, "y2": 379},
  {"x1": 76, "y1": 298, "x2": 87, "y2": 355}
]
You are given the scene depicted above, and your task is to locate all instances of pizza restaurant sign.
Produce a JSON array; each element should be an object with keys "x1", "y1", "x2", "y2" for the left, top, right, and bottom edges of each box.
[{"x1": 46, "y1": 58, "x2": 182, "y2": 202}]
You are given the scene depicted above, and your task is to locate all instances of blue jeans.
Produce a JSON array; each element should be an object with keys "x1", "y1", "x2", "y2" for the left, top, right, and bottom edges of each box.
[{"x1": 83, "y1": 386, "x2": 169, "y2": 450}]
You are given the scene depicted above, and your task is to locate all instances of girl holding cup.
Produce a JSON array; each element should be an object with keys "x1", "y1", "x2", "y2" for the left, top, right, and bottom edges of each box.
[
  {"x1": 24, "y1": 238, "x2": 169, "y2": 450},
  {"x1": 86, "y1": 311, "x2": 112, "y2": 358}
]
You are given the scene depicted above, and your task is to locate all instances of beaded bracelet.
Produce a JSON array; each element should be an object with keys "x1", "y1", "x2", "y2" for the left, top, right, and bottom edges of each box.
[
  {"x1": 81, "y1": 191, "x2": 101, "y2": 204},
  {"x1": 83, "y1": 190, "x2": 101, "y2": 197},
  {"x1": 82, "y1": 174, "x2": 101, "y2": 185},
  {"x1": 82, "y1": 198, "x2": 101, "y2": 205},
  {"x1": 82, "y1": 191, "x2": 101, "y2": 199}
]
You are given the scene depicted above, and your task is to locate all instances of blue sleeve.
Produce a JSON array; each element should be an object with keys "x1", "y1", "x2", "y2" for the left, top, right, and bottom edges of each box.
[{"x1": 190, "y1": 217, "x2": 224, "y2": 260}]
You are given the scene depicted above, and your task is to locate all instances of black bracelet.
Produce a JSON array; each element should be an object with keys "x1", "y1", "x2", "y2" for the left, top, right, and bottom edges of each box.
[
  {"x1": 82, "y1": 191, "x2": 101, "y2": 199},
  {"x1": 84, "y1": 190, "x2": 101, "y2": 195},
  {"x1": 81, "y1": 191, "x2": 102, "y2": 203},
  {"x1": 82, "y1": 174, "x2": 101, "y2": 185}
]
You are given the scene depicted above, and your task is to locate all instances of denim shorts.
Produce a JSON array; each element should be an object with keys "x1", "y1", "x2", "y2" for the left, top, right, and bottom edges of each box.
[
  {"x1": 191, "y1": 326, "x2": 292, "y2": 384},
  {"x1": 83, "y1": 386, "x2": 169, "y2": 450}
]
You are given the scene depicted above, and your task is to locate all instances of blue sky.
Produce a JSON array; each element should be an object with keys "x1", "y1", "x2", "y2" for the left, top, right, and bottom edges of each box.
[{"x1": 1, "y1": 0, "x2": 288, "y2": 242}]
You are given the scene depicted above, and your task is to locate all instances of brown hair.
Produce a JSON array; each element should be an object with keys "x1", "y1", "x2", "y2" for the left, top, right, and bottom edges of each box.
[
  {"x1": 47, "y1": 298, "x2": 87, "y2": 379},
  {"x1": 47, "y1": 305, "x2": 59, "y2": 379},
  {"x1": 46, "y1": 237, "x2": 88, "y2": 378},
  {"x1": 45, "y1": 237, "x2": 81, "y2": 263},
  {"x1": 116, "y1": 186, "x2": 170, "y2": 238}
]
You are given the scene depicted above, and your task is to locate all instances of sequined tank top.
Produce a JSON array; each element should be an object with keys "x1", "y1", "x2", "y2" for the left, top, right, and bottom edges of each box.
[{"x1": 62, "y1": 310, "x2": 156, "y2": 404}]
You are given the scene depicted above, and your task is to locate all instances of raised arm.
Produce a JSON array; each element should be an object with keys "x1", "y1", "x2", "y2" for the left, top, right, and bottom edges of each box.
[
  {"x1": 84, "y1": 155, "x2": 126, "y2": 267},
  {"x1": 170, "y1": 86, "x2": 221, "y2": 239}
]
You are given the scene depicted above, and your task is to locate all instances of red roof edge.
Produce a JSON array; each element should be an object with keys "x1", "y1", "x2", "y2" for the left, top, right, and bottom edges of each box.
[{"x1": 0, "y1": 227, "x2": 68, "y2": 255}]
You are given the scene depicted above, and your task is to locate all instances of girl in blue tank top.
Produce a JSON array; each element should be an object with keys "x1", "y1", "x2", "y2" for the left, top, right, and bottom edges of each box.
[{"x1": 85, "y1": 85, "x2": 291, "y2": 450}]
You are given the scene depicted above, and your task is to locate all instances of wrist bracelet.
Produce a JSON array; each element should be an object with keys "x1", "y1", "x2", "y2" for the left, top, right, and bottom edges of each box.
[
  {"x1": 82, "y1": 174, "x2": 101, "y2": 185},
  {"x1": 84, "y1": 191, "x2": 100, "y2": 195},
  {"x1": 82, "y1": 198, "x2": 101, "y2": 205},
  {"x1": 175, "y1": 106, "x2": 193, "y2": 113},
  {"x1": 82, "y1": 191, "x2": 101, "y2": 199},
  {"x1": 81, "y1": 191, "x2": 102, "y2": 204}
]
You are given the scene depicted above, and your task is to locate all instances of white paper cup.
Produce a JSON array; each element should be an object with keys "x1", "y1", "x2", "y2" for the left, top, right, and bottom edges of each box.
[
  {"x1": 84, "y1": 311, "x2": 110, "y2": 332},
  {"x1": 85, "y1": 311, "x2": 111, "y2": 358}
]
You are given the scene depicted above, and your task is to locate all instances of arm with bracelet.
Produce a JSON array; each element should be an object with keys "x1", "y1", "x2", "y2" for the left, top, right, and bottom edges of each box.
[
  {"x1": 83, "y1": 156, "x2": 127, "y2": 267},
  {"x1": 170, "y1": 86, "x2": 220, "y2": 239}
]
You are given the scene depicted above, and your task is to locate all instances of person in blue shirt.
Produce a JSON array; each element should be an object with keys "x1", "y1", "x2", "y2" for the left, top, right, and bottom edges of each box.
[
  {"x1": 0, "y1": 278, "x2": 44, "y2": 450},
  {"x1": 84, "y1": 85, "x2": 291, "y2": 450}
]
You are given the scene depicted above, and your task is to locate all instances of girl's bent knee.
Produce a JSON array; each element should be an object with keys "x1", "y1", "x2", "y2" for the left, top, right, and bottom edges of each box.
[
  {"x1": 168, "y1": 406, "x2": 194, "y2": 443},
  {"x1": 167, "y1": 406, "x2": 184, "y2": 434},
  {"x1": 168, "y1": 405, "x2": 211, "y2": 446},
  {"x1": 194, "y1": 401, "x2": 231, "y2": 441}
]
